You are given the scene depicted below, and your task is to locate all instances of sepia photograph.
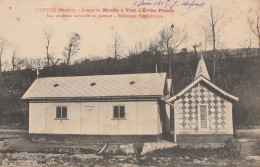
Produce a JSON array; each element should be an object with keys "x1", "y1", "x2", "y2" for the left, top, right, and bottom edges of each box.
[{"x1": 0, "y1": 0, "x2": 259, "y2": 166}]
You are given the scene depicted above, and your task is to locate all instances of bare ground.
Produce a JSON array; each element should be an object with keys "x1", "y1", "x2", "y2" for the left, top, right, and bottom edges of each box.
[
  {"x1": 0, "y1": 148, "x2": 254, "y2": 167},
  {"x1": 0, "y1": 128, "x2": 259, "y2": 166}
]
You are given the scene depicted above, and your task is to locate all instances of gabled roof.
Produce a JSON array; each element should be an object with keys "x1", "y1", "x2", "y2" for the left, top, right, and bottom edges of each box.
[
  {"x1": 166, "y1": 75, "x2": 239, "y2": 103},
  {"x1": 194, "y1": 54, "x2": 210, "y2": 80},
  {"x1": 22, "y1": 73, "x2": 166, "y2": 99}
]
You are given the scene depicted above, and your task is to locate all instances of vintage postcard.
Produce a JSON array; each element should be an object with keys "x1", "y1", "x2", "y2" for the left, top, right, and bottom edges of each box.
[{"x1": 0, "y1": 0, "x2": 259, "y2": 166}]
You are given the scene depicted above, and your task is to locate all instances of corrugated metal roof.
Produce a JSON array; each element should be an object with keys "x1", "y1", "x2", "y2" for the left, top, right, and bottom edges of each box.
[{"x1": 22, "y1": 73, "x2": 166, "y2": 99}]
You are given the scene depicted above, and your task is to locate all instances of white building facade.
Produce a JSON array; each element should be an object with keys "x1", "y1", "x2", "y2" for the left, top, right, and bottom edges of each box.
[{"x1": 23, "y1": 73, "x2": 171, "y2": 143}]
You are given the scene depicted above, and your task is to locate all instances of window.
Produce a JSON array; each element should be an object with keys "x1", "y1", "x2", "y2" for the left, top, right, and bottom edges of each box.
[
  {"x1": 199, "y1": 105, "x2": 207, "y2": 130},
  {"x1": 56, "y1": 106, "x2": 67, "y2": 119},
  {"x1": 113, "y1": 106, "x2": 125, "y2": 119}
]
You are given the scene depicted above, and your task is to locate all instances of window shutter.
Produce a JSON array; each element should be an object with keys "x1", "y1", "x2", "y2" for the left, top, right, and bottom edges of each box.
[
  {"x1": 114, "y1": 106, "x2": 119, "y2": 118},
  {"x1": 62, "y1": 107, "x2": 67, "y2": 118},
  {"x1": 56, "y1": 107, "x2": 61, "y2": 118},
  {"x1": 120, "y1": 106, "x2": 125, "y2": 118}
]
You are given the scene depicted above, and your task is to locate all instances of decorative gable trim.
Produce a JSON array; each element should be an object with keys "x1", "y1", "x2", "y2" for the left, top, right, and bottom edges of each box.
[{"x1": 166, "y1": 76, "x2": 238, "y2": 103}]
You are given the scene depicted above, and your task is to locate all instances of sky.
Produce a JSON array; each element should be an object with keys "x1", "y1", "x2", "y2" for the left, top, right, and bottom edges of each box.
[{"x1": 0, "y1": 0, "x2": 259, "y2": 69}]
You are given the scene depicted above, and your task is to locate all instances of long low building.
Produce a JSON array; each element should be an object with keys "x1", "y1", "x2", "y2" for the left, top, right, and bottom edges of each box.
[{"x1": 22, "y1": 73, "x2": 172, "y2": 143}]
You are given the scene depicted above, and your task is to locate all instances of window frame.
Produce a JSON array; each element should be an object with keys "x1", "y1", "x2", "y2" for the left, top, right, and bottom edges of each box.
[
  {"x1": 112, "y1": 105, "x2": 126, "y2": 120},
  {"x1": 198, "y1": 104, "x2": 208, "y2": 131},
  {"x1": 55, "y1": 106, "x2": 68, "y2": 120}
]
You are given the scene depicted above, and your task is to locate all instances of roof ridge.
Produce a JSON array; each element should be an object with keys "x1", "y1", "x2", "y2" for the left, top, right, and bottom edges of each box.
[{"x1": 37, "y1": 72, "x2": 167, "y2": 79}]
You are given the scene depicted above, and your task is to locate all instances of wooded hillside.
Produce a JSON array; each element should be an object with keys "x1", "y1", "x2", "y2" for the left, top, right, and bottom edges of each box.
[{"x1": 0, "y1": 49, "x2": 259, "y2": 129}]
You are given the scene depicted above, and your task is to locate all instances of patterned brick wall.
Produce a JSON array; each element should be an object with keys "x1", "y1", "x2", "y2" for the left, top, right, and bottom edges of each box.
[{"x1": 174, "y1": 83, "x2": 230, "y2": 134}]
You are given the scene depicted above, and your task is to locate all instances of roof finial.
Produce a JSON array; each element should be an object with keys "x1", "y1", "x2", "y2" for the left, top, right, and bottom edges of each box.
[
  {"x1": 199, "y1": 42, "x2": 202, "y2": 56},
  {"x1": 194, "y1": 52, "x2": 210, "y2": 81}
]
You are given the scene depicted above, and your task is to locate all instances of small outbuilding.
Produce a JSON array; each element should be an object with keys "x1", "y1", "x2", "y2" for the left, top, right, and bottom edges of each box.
[
  {"x1": 166, "y1": 54, "x2": 238, "y2": 143},
  {"x1": 22, "y1": 73, "x2": 172, "y2": 143}
]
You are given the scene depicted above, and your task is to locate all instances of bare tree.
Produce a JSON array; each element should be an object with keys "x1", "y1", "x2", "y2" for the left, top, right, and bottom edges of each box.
[
  {"x1": 240, "y1": 40, "x2": 249, "y2": 49},
  {"x1": 112, "y1": 33, "x2": 122, "y2": 60},
  {"x1": 133, "y1": 40, "x2": 148, "y2": 54},
  {"x1": 148, "y1": 38, "x2": 160, "y2": 54},
  {"x1": 201, "y1": 26, "x2": 210, "y2": 51},
  {"x1": 206, "y1": 5, "x2": 222, "y2": 83},
  {"x1": 22, "y1": 58, "x2": 41, "y2": 70},
  {"x1": 43, "y1": 28, "x2": 54, "y2": 67},
  {"x1": 216, "y1": 42, "x2": 226, "y2": 80},
  {"x1": 48, "y1": 50, "x2": 61, "y2": 66},
  {"x1": 36, "y1": 58, "x2": 42, "y2": 68},
  {"x1": 63, "y1": 32, "x2": 81, "y2": 65},
  {"x1": 248, "y1": 10, "x2": 260, "y2": 50},
  {"x1": 16, "y1": 58, "x2": 27, "y2": 70},
  {"x1": 11, "y1": 50, "x2": 18, "y2": 71},
  {"x1": 108, "y1": 33, "x2": 122, "y2": 70},
  {"x1": 50, "y1": 57, "x2": 61, "y2": 66},
  {"x1": 0, "y1": 38, "x2": 7, "y2": 81},
  {"x1": 159, "y1": 24, "x2": 187, "y2": 78},
  {"x1": 160, "y1": 24, "x2": 187, "y2": 55}
]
